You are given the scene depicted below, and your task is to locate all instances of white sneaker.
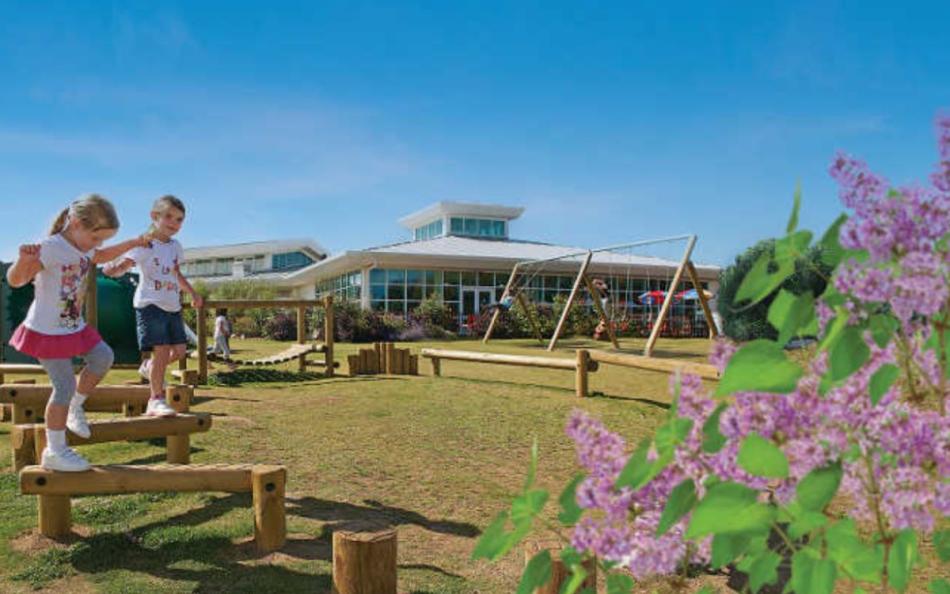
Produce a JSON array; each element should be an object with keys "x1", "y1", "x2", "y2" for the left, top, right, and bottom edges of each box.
[
  {"x1": 41, "y1": 447, "x2": 91, "y2": 472},
  {"x1": 138, "y1": 359, "x2": 152, "y2": 382},
  {"x1": 145, "y1": 397, "x2": 177, "y2": 417},
  {"x1": 66, "y1": 405, "x2": 91, "y2": 439}
]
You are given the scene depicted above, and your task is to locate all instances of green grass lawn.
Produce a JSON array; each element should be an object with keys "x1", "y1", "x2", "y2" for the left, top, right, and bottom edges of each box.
[{"x1": 0, "y1": 337, "x2": 940, "y2": 593}]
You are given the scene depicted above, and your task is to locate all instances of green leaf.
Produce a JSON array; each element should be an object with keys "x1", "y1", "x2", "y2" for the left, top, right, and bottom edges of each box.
[
  {"x1": 558, "y1": 474, "x2": 585, "y2": 526},
  {"x1": 768, "y1": 289, "x2": 818, "y2": 346},
  {"x1": 792, "y1": 551, "x2": 837, "y2": 594},
  {"x1": 614, "y1": 438, "x2": 650, "y2": 490},
  {"x1": 934, "y1": 529, "x2": 950, "y2": 562},
  {"x1": 686, "y1": 482, "x2": 775, "y2": 538},
  {"x1": 656, "y1": 479, "x2": 697, "y2": 536},
  {"x1": 559, "y1": 546, "x2": 582, "y2": 567},
  {"x1": 524, "y1": 437, "x2": 539, "y2": 491},
  {"x1": 868, "y1": 314, "x2": 899, "y2": 348},
  {"x1": 655, "y1": 418, "x2": 693, "y2": 456},
  {"x1": 788, "y1": 510, "x2": 828, "y2": 540},
  {"x1": 931, "y1": 578, "x2": 950, "y2": 594},
  {"x1": 702, "y1": 404, "x2": 728, "y2": 453},
  {"x1": 511, "y1": 489, "x2": 549, "y2": 523},
  {"x1": 786, "y1": 183, "x2": 802, "y2": 234},
  {"x1": 696, "y1": 587, "x2": 716, "y2": 594},
  {"x1": 472, "y1": 511, "x2": 510, "y2": 560},
  {"x1": 715, "y1": 340, "x2": 804, "y2": 397},
  {"x1": 869, "y1": 364, "x2": 899, "y2": 406},
  {"x1": 797, "y1": 462, "x2": 843, "y2": 512},
  {"x1": 738, "y1": 434, "x2": 790, "y2": 479},
  {"x1": 819, "y1": 213, "x2": 849, "y2": 267},
  {"x1": 735, "y1": 231, "x2": 812, "y2": 306},
  {"x1": 710, "y1": 533, "x2": 752, "y2": 569},
  {"x1": 825, "y1": 519, "x2": 882, "y2": 583},
  {"x1": 560, "y1": 564, "x2": 590, "y2": 594},
  {"x1": 828, "y1": 326, "x2": 870, "y2": 381},
  {"x1": 887, "y1": 529, "x2": 918, "y2": 592},
  {"x1": 606, "y1": 573, "x2": 635, "y2": 594},
  {"x1": 748, "y1": 551, "x2": 781, "y2": 592},
  {"x1": 517, "y1": 550, "x2": 552, "y2": 594}
]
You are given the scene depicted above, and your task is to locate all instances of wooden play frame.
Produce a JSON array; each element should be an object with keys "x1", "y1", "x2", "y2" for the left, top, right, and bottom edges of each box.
[
  {"x1": 483, "y1": 235, "x2": 718, "y2": 356},
  {"x1": 186, "y1": 297, "x2": 335, "y2": 384}
]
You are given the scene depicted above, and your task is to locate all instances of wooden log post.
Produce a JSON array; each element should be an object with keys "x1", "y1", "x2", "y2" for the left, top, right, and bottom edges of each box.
[
  {"x1": 165, "y1": 384, "x2": 192, "y2": 413},
  {"x1": 384, "y1": 343, "x2": 394, "y2": 375},
  {"x1": 297, "y1": 305, "x2": 307, "y2": 373},
  {"x1": 39, "y1": 495, "x2": 72, "y2": 539},
  {"x1": 524, "y1": 542, "x2": 596, "y2": 594},
  {"x1": 686, "y1": 261, "x2": 719, "y2": 339},
  {"x1": 409, "y1": 354, "x2": 418, "y2": 376},
  {"x1": 347, "y1": 355, "x2": 360, "y2": 376},
  {"x1": 323, "y1": 295, "x2": 335, "y2": 377},
  {"x1": 197, "y1": 305, "x2": 208, "y2": 384},
  {"x1": 11, "y1": 424, "x2": 36, "y2": 472},
  {"x1": 165, "y1": 384, "x2": 192, "y2": 463},
  {"x1": 575, "y1": 349, "x2": 590, "y2": 398},
  {"x1": 1, "y1": 403, "x2": 10, "y2": 422},
  {"x1": 332, "y1": 525, "x2": 398, "y2": 594},
  {"x1": 645, "y1": 235, "x2": 697, "y2": 357},
  {"x1": 548, "y1": 251, "x2": 593, "y2": 352},
  {"x1": 430, "y1": 355, "x2": 441, "y2": 377},
  {"x1": 374, "y1": 343, "x2": 383, "y2": 371},
  {"x1": 252, "y1": 465, "x2": 287, "y2": 554},
  {"x1": 12, "y1": 404, "x2": 37, "y2": 425}
]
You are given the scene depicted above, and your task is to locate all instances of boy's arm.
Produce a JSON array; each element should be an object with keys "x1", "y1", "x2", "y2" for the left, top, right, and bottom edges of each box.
[
  {"x1": 6, "y1": 244, "x2": 43, "y2": 288},
  {"x1": 92, "y1": 235, "x2": 150, "y2": 264},
  {"x1": 175, "y1": 267, "x2": 203, "y2": 309}
]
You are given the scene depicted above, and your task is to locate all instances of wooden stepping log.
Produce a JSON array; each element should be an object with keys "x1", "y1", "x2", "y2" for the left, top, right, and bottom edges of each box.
[
  {"x1": 333, "y1": 525, "x2": 398, "y2": 594},
  {"x1": 0, "y1": 384, "x2": 191, "y2": 424},
  {"x1": 0, "y1": 363, "x2": 47, "y2": 385},
  {"x1": 19, "y1": 463, "x2": 287, "y2": 553},
  {"x1": 11, "y1": 412, "x2": 212, "y2": 471},
  {"x1": 171, "y1": 369, "x2": 199, "y2": 385}
]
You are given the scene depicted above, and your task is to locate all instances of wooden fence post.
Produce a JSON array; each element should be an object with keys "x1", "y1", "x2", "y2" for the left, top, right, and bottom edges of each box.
[
  {"x1": 252, "y1": 466, "x2": 287, "y2": 553},
  {"x1": 575, "y1": 349, "x2": 590, "y2": 398},
  {"x1": 323, "y1": 295, "x2": 335, "y2": 377}
]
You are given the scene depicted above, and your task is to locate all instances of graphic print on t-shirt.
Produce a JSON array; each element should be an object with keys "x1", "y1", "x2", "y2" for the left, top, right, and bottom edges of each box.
[{"x1": 58, "y1": 257, "x2": 90, "y2": 330}]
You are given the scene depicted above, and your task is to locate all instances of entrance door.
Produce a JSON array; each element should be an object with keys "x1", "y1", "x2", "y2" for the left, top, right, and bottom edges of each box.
[{"x1": 461, "y1": 288, "x2": 495, "y2": 332}]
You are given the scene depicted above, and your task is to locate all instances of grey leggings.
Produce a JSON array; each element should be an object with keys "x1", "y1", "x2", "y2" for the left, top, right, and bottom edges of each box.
[{"x1": 38, "y1": 341, "x2": 114, "y2": 406}]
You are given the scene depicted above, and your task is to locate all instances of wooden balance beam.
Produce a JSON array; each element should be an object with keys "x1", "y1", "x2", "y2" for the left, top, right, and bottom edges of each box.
[
  {"x1": 420, "y1": 348, "x2": 598, "y2": 398},
  {"x1": 19, "y1": 463, "x2": 287, "y2": 553},
  {"x1": 11, "y1": 413, "x2": 212, "y2": 472},
  {"x1": 0, "y1": 384, "x2": 192, "y2": 424},
  {"x1": 0, "y1": 364, "x2": 46, "y2": 384},
  {"x1": 587, "y1": 350, "x2": 720, "y2": 381}
]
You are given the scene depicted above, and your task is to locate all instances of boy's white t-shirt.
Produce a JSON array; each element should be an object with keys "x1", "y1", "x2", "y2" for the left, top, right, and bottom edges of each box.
[
  {"x1": 23, "y1": 234, "x2": 94, "y2": 335},
  {"x1": 128, "y1": 239, "x2": 185, "y2": 312}
]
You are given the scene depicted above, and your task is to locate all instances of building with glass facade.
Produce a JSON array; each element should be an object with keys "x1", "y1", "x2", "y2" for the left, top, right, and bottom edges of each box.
[{"x1": 183, "y1": 202, "x2": 721, "y2": 332}]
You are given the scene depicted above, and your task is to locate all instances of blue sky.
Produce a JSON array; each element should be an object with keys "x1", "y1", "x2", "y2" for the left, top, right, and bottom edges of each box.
[{"x1": 1, "y1": 1, "x2": 948, "y2": 266}]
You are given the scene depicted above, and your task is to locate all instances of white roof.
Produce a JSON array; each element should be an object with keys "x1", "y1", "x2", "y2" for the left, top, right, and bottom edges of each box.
[
  {"x1": 184, "y1": 239, "x2": 327, "y2": 260},
  {"x1": 248, "y1": 235, "x2": 719, "y2": 287},
  {"x1": 398, "y1": 201, "x2": 525, "y2": 229}
]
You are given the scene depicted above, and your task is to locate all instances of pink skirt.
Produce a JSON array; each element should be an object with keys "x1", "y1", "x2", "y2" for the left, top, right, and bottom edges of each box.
[{"x1": 9, "y1": 324, "x2": 104, "y2": 360}]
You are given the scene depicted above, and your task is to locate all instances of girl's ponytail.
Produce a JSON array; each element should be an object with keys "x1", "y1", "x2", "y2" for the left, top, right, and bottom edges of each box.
[{"x1": 49, "y1": 207, "x2": 71, "y2": 235}]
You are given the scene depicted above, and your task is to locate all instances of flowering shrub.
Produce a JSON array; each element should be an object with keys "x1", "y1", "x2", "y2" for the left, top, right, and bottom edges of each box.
[{"x1": 474, "y1": 114, "x2": 950, "y2": 593}]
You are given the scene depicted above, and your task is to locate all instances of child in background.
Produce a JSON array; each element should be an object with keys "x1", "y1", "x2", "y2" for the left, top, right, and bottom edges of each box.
[
  {"x1": 104, "y1": 195, "x2": 202, "y2": 416},
  {"x1": 7, "y1": 194, "x2": 148, "y2": 471},
  {"x1": 212, "y1": 308, "x2": 232, "y2": 360}
]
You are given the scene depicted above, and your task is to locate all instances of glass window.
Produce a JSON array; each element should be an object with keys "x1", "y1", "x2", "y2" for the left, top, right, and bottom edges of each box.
[
  {"x1": 478, "y1": 219, "x2": 492, "y2": 236},
  {"x1": 425, "y1": 270, "x2": 438, "y2": 284},
  {"x1": 407, "y1": 285, "x2": 423, "y2": 300},
  {"x1": 388, "y1": 285, "x2": 405, "y2": 300},
  {"x1": 426, "y1": 285, "x2": 443, "y2": 299},
  {"x1": 407, "y1": 300, "x2": 421, "y2": 312},
  {"x1": 559, "y1": 275, "x2": 574, "y2": 290},
  {"x1": 497, "y1": 272, "x2": 509, "y2": 287},
  {"x1": 461, "y1": 271, "x2": 476, "y2": 286},
  {"x1": 493, "y1": 220, "x2": 505, "y2": 237},
  {"x1": 406, "y1": 269, "x2": 424, "y2": 285},
  {"x1": 369, "y1": 269, "x2": 385, "y2": 284},
  {"x1": 371, "y1": 300, "x2": 385, "y2": 311},
  {"x1": 387, "y1": 301, "x2": 405, "y2": 314},
  {"x1": 415, "y1": 228, "x2": 424, "y2": 241},
  {"x1": 370, "y1": 285, "x2": 385, "y2": 300},
  {"x1": 464, "y1": 218, "x2": 478, "y2": 235},
  {"x1": 433, "y1": 219, "x2": 443, "y2": 236},
  {"x1": 478, "y1": 272, "x2": 493, "y2": 286},
  {"x1": 444, "y1": 271, "x2": 460, "y2": 284},
  {"x1": 444, "y1": 285, "x2": 459, "y2": 301},
  {"x1": 450, "y1": 217, "x2": 464, "y2": 233},
  {"x1": 387, "y1": 269, "x2": 405, "y2": 285}
]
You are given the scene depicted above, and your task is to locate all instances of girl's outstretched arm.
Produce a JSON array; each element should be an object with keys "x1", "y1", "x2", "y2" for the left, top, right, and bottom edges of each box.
[
  {"x1": 102, "y1": 257, "x2": 135, "y2": 278},
  {"x1": 92, "y1": 234, "x2": 150, "y2": 264},
  {"x1": 7, "y1": 244, "x2": 43, "y2": 288}
]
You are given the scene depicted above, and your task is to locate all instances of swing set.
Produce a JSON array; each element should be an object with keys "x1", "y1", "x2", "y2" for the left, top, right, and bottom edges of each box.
[{"x1": 482, "y1": 234, "x2": 718, "y2": 356}]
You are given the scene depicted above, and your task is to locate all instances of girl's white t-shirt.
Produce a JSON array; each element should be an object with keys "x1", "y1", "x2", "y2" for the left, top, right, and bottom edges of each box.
[
  {"x1": 128, "y1": 239, "x2": 185, "y2": 312},
  {"x1": 23, "y1": 234, "x2": 93, "y2": 335},
  {"x1": 214, "y1": 315, "x2": 230, "y2": 339}
]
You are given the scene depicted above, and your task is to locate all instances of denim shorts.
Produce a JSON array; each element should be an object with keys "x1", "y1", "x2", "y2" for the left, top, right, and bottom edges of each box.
[{"x1": 136, "y1": 305, "x2": 187, "y2": 351}]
